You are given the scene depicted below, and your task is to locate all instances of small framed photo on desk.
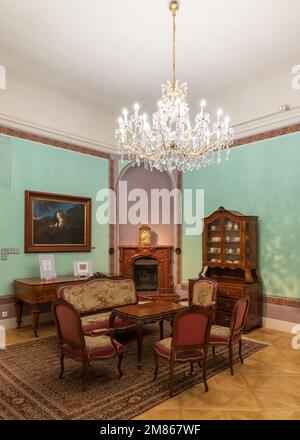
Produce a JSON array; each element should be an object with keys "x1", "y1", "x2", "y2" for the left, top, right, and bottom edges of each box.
[
  {"x1": 39, "y1": 254, "x2": 56, "y2": 281},
  {"x1": 73, "y1": 260, "x2": 93, "y2": 277}
]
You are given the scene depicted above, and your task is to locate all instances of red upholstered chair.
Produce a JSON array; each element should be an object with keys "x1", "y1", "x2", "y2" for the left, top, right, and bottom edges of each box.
[
  {"x1": 210, "y1": 296, "x2": 250, "y2": 375},
  {"x1": 53, "y1": 299, "x2": 124, "y2": 391},
  {"x1": 153, "y1": 306, "x2": 213, "y2": 396}
]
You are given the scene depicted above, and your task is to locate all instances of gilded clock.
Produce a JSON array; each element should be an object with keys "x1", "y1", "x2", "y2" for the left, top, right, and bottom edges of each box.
[{"x1": 139, "y1": 225, "x2": 151, "y2": 246}]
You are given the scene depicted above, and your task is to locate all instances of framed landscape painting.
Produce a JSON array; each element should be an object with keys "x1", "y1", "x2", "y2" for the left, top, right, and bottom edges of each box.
[{"x1": 25, "y1": 190, "x2": 92, "y2": 253}]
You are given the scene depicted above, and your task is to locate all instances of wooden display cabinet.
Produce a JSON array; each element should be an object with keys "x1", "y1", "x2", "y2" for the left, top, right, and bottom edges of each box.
[{"x1": 189, "y1": 207, "x2": 262, "y2": 331}]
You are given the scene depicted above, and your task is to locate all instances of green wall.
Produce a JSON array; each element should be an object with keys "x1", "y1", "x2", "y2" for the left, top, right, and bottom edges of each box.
[
  {"x1": 182, "y1": 132, "x2": 300, "y2": 299},
  {"x1": 0, "y1": 136, "x2": 109, "y2": 296}
]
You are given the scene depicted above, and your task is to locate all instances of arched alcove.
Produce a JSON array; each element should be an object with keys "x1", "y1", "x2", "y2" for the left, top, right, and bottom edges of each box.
[
  {"x1": 115, "y1": 163, "x2": 181, "y2": 290},
  {"x1": 117, "y1": 165, "x2": 176, "y2": 246}
]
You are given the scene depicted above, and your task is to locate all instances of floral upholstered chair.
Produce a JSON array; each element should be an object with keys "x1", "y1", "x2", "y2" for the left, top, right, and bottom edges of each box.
[
  {"x1": 153, "y1": 305, "x2": 213, "y2": 396},
  {"x1": 190, "y1": 278, "x2": 218, "y2": 308},
  {"x1": 53, "y1": 299, "x2": 124, "y2": 391},
  {"x1": 210, "y1": 296, "x2": 250, "y2": 375}
]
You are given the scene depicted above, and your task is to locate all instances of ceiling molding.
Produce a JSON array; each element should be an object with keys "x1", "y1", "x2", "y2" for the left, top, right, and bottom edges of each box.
[
  {"x1": 0, "y1": 112, "x2": 116, "y2": 155},
  {"x1": 233, "y1": 107, "x2": 300, "y2": 140},
  {"x1": 1, "y1": 106, "x2": 300, "y2": 158}
]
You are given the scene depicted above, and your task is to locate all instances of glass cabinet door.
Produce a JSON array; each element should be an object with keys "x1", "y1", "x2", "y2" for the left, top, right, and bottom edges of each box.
[
  {"x1": 224, "y1": 217, "x2": 241, "y2": 265},
  {"x1": 206, "y1": 218, "x2": 222, "y2": 264}
]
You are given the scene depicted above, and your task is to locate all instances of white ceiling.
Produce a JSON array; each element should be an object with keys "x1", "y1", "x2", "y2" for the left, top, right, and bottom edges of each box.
[{"x1": 0, "y1": 0, "x2": 300, "y2": 118}]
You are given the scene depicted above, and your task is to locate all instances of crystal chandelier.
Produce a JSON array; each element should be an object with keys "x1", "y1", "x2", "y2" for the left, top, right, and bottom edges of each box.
[{"x1": 116, "y1": 1, "x2": 233, "y2": 173}]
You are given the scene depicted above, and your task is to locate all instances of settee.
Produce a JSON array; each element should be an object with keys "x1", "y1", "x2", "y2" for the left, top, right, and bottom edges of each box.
[{"x1": 57, "y1": 278, "x2": 139, "y2": 332}]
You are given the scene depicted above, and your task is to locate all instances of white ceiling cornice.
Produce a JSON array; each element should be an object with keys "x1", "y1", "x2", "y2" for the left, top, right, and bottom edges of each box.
[
  {"x1": 1, "y1": 107, "x2": 300, "y2": 157},
  {"x1": 233, "y1": 107, "x2": 300, "y2": 140},
  {"x1": 0, "y1": 111, "x2": 116, "y2": 155}
]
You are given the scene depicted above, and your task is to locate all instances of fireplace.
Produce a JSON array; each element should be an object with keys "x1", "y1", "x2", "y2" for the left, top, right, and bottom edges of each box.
[
  {"x1": 132, "y1": 257, "x2": 158, "y2": 291},
  {"x1": 119, "y1": 245, "x2": 173, "y2": 293}
]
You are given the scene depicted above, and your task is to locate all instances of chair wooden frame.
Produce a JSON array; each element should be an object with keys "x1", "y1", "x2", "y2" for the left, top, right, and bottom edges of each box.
[
  {"x1": 53, "y1": 299, "x2": 123, "y2": 391},
  {"x1": 210, "y1": 296, "x2": 250, "y2": 375},
  {"x1": 153, "y1": 305, "x2": 214, "y2": 397}
]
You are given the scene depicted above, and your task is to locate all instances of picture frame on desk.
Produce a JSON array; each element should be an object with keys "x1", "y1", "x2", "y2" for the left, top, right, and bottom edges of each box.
[
  {"x1": 38, "y1": 254, "x2": 56, "y2": 281},
  {"x1": 73, "y1": 260, "x2": 93, "y2": 278}
]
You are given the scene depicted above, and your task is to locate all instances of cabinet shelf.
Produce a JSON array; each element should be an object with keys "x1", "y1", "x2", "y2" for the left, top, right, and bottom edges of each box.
[
  {"x1": 202, "y1": 206, "x2": 259, "y2": 284},
  {"x1": 197, "y1": 206, "x2": 262, "y2": 331}
]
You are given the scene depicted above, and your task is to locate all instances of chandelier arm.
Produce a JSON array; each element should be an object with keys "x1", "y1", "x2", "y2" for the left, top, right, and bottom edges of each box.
[
  {"x1": 186, "y1": 123, "x2": 207, "y2": 151},
  {"x1": 157, "y1": 120, "x2": 169, "y2": 151},
  {"x1": 133, "y1": 145, "x2": 162, "y2": 160}
]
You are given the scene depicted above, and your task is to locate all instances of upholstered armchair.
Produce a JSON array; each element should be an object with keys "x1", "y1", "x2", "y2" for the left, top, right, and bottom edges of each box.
[
  {"x1": 53, "y1": 299, "x2": 124, "y2": 391},
  {"x1": 190, "y1": 278, "x2": 218, "y2": 308},
  {"x1": 153, "y1": 305, "x2": 213, "y2": 396},
  {"x1": 209, "y1": 296, "x2": 250, "y2": 375}
]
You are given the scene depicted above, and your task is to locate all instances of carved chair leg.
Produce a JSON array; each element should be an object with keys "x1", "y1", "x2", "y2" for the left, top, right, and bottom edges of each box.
[
  {"x1": 202, "y1": 357, "x2": 209, "y2": 392},
  {"x1": 82, "y1": 360, "x2": 89, "y2": 392},
  {"x1": 229, "y1": 342, "x2": 234, "y2": 375},
  {"x1": 169, "y1": 359, "x2": 175, "y2": 397},
  {"x1": 212, "y1": 345, "x2": 216, "y2": 358},
  {"x1": 59, "y1": 352, "x2": 65, "y2": 379},
  {"x1": 239, "y1": 339, "x2": 243, "y2": 364},
  {"x1": 117, "y1": 352, "x2": 123, "y2": 379},
  {"x1": 197, "y1": 360, "x2": 202, "y2": 370},
  {"x1": 190, "y1": 362, "x2": 194, "y2": 376},
  {"x1": 153, "y1": 350, "x2": 159, "y2": 381}
]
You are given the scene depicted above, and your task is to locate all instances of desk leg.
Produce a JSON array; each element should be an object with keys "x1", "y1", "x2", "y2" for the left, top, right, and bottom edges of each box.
[
  {"x1": 159, "y1": 319, "x2": 164, "y2": 340},
  {"x1": 136, "y1": 321, "x2": 144, "y2": 369},
  {"x1": 31, "y1": 304, "x2": 40, "y2": 337},
  {"x1": 15, "y1": 300, "x2": 24, "y2": 329}
]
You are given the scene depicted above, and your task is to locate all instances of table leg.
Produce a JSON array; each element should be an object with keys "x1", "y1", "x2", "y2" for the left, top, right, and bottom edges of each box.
[
  {"x1": 159, "y1": 319, "x2": 164, "y2": 339},
  {"x1": 31, "y1": 304, "x2": 40, "y2": 337},
  {"x1": 135, "y1": 321, "x2": 144, "y2": 369},
  {"x1": 15, "y1": 300, "x2": 24, "y2": 329}
]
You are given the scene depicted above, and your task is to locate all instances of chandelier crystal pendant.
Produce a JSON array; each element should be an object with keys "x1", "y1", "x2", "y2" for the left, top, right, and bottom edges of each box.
[{"x1": 116, "y1": 1, "x2": 233, "y2": 173}]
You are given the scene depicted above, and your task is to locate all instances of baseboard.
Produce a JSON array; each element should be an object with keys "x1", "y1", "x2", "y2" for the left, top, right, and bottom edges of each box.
[
  {"x1": 0, "y1": 312, "x2": 54, "y2": 330},
  {"x1": 262, "y1": 317, "x2": 299, "y2": 333}
]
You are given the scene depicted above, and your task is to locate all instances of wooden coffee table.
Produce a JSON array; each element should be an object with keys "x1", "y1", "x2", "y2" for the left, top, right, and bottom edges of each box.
[{"x1": 109, "y1": 301, "x2": 186, "y2": 369}]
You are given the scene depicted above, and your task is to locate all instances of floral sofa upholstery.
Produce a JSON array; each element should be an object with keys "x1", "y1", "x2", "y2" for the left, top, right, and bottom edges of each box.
[{"x1": 57, "y1": 278, "x2": 138, "y2": 332}]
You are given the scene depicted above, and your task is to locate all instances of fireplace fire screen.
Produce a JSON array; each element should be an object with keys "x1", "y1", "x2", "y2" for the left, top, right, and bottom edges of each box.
[{"x1": 132, "y1": 257, "x2": 158, "y2": 291}]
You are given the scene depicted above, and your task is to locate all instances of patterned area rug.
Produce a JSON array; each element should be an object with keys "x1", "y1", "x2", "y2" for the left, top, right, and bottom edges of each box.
[{"x1": 0, "y1": 326, "x2": 267, "y2": 420}]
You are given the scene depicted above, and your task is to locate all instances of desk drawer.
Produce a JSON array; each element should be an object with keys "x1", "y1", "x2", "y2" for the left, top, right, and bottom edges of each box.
[{"x1": 218, "y1": 286, "x2": 244, "y2": 300}]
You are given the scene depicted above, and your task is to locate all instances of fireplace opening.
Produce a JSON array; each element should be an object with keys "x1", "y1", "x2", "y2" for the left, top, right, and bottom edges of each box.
[{"x1": 132, "y1": 257, "x2": 158, "y2": 291}]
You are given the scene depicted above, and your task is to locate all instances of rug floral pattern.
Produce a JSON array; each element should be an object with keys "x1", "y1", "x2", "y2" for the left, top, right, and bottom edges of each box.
[{"x1": 0, "y1": 325, "x2": 266, "y2": 419}]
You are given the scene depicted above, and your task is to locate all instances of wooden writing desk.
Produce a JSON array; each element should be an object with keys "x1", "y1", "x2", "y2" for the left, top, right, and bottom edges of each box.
[{"x1": 14, "y1": 273, "x2": 123, "y2": 336}]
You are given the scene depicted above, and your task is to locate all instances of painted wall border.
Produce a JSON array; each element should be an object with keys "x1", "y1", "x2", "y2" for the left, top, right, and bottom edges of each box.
[
  {"x1": 179, "y1": 284, "x2": 300, "y2": 309},
  {"x1": 232, "y1": 122, "x2": 300, "y2": 148},
  {"x1": 0, "y1": 296, "x2": 14, "y2": 305},
  {"x1": 264, "y1": 296, "x2": 300, "y2": 309},
  {"x1": 2, "y1": 121, "x2": 300, "y2": 159},
  {"x1": 0, "y1": 125, "x2": 110, "y2": 159}
]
